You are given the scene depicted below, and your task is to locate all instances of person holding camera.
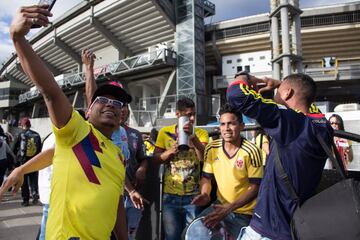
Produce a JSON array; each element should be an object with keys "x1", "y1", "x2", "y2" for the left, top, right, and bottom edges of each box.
[{"x1": 8, "y1": 5, "x2": 128, "y2": 239}]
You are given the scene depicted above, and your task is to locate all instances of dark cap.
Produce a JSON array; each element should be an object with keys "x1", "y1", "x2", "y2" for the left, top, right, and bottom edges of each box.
[
  {"x1": 20, "y1": 117, "x2": 31, "y2": 127},
  {"x1": 91, "y1": 81, "x2": 132, "y2": 104}
]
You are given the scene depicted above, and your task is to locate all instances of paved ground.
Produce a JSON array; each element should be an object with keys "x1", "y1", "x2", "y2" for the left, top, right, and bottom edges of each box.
[{"x1": 0, "y1": 192, "x2": 42, "y2": 240}]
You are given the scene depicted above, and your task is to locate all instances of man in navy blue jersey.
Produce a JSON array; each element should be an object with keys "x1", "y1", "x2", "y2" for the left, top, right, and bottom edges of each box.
[{"x1": 227, "y1": 72, "x2": 333, "y2": 240}]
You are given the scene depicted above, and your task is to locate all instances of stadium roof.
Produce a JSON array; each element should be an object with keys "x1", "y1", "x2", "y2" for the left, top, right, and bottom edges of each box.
[{"x1": 0, "y1": 0, "x2": 175, "y2": 86}]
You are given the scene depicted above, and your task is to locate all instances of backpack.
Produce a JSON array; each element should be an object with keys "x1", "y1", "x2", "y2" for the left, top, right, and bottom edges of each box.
[
  {"x1": 20, "y1": 130, "x2": 41, "y2": 158},
  {"x1": 26, "y1": 136, "x2": 38, "y2": 157},
  {"x1": 274, "y1": 133, "x2": 360, "y2": 240}
]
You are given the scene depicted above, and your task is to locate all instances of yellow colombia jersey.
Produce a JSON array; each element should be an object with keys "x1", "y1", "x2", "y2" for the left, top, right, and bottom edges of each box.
[
  {"x1": 144, "y1": 140, "x2": 155, "y2": 156},
  {"x1": 156, "y1": 124, "x2": 209, "y2": 195},
  {"x1": 203, "y1": 138, "x2": 263, "y2": 215},
  {"x1": 46, "y1": 110, "x2": 125, "y2": 240},
  {"x1": 255, "y1": 134, "x2": 269, "y2": 165}
]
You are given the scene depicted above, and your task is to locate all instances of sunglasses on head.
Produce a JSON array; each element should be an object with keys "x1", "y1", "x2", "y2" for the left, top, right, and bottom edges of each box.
[{"x1": 91, "y1": 96, "x2": 124, "y2": 109}]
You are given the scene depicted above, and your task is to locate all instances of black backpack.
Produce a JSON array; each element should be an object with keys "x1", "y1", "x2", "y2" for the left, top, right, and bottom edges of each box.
[{"x1": 274, "y1": 134, "x2": 360, "y2": 240}]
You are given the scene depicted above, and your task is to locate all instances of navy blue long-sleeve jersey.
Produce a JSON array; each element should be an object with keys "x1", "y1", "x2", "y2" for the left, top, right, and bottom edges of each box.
[{"x1": 227, "y1": 80, "x2": 333, "y2": 239}]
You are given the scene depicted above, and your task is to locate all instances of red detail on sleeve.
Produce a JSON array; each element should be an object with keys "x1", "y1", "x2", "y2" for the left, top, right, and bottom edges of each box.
[
  {"x1": 228, "y1": 80, "x2": 248, "y2": 88},
  {"x1": 306, "y1": 113, "x2": 325, "y2": 118}
]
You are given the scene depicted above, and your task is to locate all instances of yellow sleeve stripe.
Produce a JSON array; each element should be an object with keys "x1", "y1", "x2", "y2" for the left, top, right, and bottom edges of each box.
[
  {"x1": 204, "y1": 140, "x2": 222, "y2": 161},
  {"x1": 309, "y1": 103, "x2": 320, "y2": 113},
  {"x1": 204, "y1": 145, "x2": 215, "y2": 160},
  {"x1": 242, "y1": 140, "x2": 262, "y2": 167},
  {"x1": 239, "y1": 84, "x2": 277, "y2": 105}
]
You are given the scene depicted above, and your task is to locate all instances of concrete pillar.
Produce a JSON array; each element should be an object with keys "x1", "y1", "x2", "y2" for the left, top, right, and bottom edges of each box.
[
  {"x1": 159, "y1": 78, "x2": 165, "y2": 94},
  {"x1": 142, "y1": 84, "x2": 152, "y2": 110},
  {"x1": 289, "y1": 0, "x2": 299, "y2": 7},
  {"x1": 280, "y1": 0, "x2": 291, "y2": 77},
  {"x1": 32, "y1": 103, "x2": 39, "y2": 118},
  {"x1": 292, "y1": 14, "x2": 303, "y2": 72},
  {"x1": 118, "y1": 50, "x2": 126, "y2": 60},
  {"x1": 273, "y1": 62, "x2": 281, "y2": 80},
  {"x1": 271, "y1": 16, "x2": 281, "y2": 79}
]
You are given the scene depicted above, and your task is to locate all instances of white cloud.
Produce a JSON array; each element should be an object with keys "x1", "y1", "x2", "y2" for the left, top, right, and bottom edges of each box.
[
  {"x1": 0, "y1": 0, "x2": 83, "y2": 20},
  {"x1": 0, "y1": 0, "x2": 83, "y2": 64},
  {"x1": 0, "y1": 40, "x2": 14, "y2": 64},
  {"x1": 0, "y1": 20, "x2": 9, "y2": 34},
  {"x1": 210, "y1": 0, "x2": 358, "y2": 20},
  {"x1": 301, "y1": 0, "x2": 357, "y2": 8}
]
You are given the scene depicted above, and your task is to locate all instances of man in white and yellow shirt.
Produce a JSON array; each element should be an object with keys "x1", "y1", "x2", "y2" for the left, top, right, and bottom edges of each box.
[
  {"x1": 154, "y1": 97, "x2": 209, "y2": 240},
  {"x1": 192, "y1": 103, "x2": 263, "y2": 238}
]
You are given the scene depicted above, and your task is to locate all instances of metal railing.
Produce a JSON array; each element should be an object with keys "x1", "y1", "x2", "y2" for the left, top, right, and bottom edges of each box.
[
  {"x1": 131, "y1": 94, "x2": 221, "y2": 127},
  {"x1": 210, "y1": 11, "x2": 360, "y2": 41},
  {"x1": 305, "y1": 64, "x2": 360, "y2": 82},
  {"x1": 213, "y1": 65, "x2": 360, "y2": 89},
  {"x1": 214, "y1": 22, "x2": 270, "y2": 40},
  {"x1": 302, "y1": 11, "x2": 360, "y2": 27},
  {"x1": 204, "y1": 0, "x2": 215, "y2": 16},
  {"x1": 18, "y1": 49, "x2": 176, "y2": 103}
]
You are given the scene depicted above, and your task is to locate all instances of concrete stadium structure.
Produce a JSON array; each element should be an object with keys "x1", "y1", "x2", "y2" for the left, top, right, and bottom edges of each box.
[{"x1": 0, "y1": 0, "x2": 360, "y2": 136}]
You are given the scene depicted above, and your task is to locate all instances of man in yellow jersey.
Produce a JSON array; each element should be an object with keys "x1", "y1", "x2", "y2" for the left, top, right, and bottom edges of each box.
[
  {"x1": 154, "y1": 97, "x2": 209, "y2": 240},
  {"x1": 9, "y1": 5, "x2": 128, "y2": 239},
  {"x1": 191, "y1": 103, "x2": 263, "y2": 238},
  {"x1": 250, "y1": 129, "x2": 270, "y2": 165}
]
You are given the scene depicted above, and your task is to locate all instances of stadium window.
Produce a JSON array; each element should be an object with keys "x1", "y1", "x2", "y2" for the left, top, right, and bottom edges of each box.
[
  {"x1": 260, "y1": 56, "x2": 265, "y2": 60},
  {"x1": 237, "y1": 66, "x2": 243, "y2": 72},
  {"x1": 245, "y1": 65, "x2": 251, "y2": 72},
  {"x1": 237, "y1": 59, "x2": 242, "y2": 63},
  {"x1": 248, "y1": 57, "x2": 254, "y2": 61},
  {"x1": 227, "y1": 60, "x2": 232, "y2": 64}
]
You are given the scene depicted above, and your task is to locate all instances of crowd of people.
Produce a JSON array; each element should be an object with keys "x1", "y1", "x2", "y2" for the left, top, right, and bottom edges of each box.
[{"x1": 0, "y1": 4, "x2": 353, "y2": 240}]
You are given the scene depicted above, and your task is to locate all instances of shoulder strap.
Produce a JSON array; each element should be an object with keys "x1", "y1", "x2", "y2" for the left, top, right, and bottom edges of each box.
[
  {"x1": 274, "y1": 132, "x2": 347, "y2": 206},
  {"x1": 273, "y1": 141, "x2": 300, "y2": 204},
  {"x1": 315, "y1": 133, "x2": 346, "y2": 180},
  {"x1": 42, "y1": 132, "x2": 53, "y2": 146}
]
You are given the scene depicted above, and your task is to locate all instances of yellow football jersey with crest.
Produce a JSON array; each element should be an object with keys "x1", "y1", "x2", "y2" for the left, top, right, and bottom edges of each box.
[
  {"x1": 203, "y1": 138, "x2": 263, "y2": 215},
  {"x1": 47, "y1": 110, "x2": 125, "y2": 240},
  {"x1": 156, "y1": 124, "x2": 209, "y2": 195}
]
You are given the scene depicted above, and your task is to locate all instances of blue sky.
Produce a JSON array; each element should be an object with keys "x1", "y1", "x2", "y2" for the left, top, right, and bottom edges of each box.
[{"x1": 0, "y1": 0, "x2": 358, "y2": 64}]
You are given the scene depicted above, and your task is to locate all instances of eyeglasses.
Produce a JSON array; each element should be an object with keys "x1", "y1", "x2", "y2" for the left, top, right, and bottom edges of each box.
[
  {"x1": 330, "y1": 122, "x2": 340, "y2": 126},
  {"x1": 90, "y1": 96, "x2": 123, "y2": 109}
]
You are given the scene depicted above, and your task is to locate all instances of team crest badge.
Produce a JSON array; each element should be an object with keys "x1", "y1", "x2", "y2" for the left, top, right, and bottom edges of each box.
[{"x1": 235, "y1": 158, "x2": 244, "y2": 169}]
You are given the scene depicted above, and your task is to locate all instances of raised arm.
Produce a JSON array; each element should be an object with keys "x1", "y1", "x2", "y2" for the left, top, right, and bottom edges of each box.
[
  {"x1": 0, "y1": 148, "x2": 54, "y2": 200},
  {"x1": 10, "y1": 5, "x2": 72, "y2": 128},
  {"x1": 227, "y1": 75, "x2": 283, "y2": 131},
  {"x1": 82, "y1": 49, "x2": 97, "y2": 106}
]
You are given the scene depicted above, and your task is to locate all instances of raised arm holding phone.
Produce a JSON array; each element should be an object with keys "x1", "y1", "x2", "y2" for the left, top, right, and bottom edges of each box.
[{"x1": 10, "y1": 5, "x2": 128, "y2": 239}]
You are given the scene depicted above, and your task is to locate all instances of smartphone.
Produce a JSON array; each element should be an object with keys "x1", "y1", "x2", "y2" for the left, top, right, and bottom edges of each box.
[{"x1": 31, "y1": 0, "x2": 57, "y2": 28}]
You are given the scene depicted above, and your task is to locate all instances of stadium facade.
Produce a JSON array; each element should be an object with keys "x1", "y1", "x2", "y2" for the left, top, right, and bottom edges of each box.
[{"x1": 0, "y1": 0, "x2": 359, "y2": 137}]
